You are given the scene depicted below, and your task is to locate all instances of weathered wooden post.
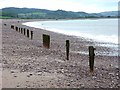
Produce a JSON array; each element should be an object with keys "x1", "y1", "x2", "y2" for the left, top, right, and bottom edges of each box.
[
  {"x1": 24, "y1": 28, "x2": 26, "y2": 35},
  {"x1": 31, "y1": 31, "x2": 33, "y2": 40},
  {"x1": 27, "y1": 29, "x2": 29, "y2": 38},
  {"x1": 19, "y1": 28, "x2": 20, "y2": 32},
  {"x1": 11, "y1": 25, "x2": 14, "y2": 29},
  {"x1": 66, "y1": 40, "x2": 70, "y2": 60},
  {"x1": 21, "y1": 28, "x2": 23, "y2": 34},
  {"x1": 89, "y1": 46, "x2": 96, "y2": 72},
  {"x1": 43, "y1": 34, "x2": 50, "y2": 49},
  {"x1": 16, "y1": 27, "x2": 18, "y2": 31}
]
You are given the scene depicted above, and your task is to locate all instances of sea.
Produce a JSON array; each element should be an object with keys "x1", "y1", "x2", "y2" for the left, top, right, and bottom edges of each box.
[{"x1": 23, "y1": 18, "x2": 119, "y2": 56}]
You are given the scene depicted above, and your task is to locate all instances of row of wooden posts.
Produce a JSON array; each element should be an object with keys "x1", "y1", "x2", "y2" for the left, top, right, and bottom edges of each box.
[
  {"x1": 42, "y1": 35, "x2": 96, "y2": 72},
  {"x1": 11, "y1": 25, "x2": 96, "y2": 72},
  {"x1": 11, "y1": 25, "x2": 33, "y2": 39}
]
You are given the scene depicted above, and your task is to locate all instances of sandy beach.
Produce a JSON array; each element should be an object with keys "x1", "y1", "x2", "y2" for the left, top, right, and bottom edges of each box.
[{"x1": 1, "y1": 19, "x2": 119, "y2": 88}]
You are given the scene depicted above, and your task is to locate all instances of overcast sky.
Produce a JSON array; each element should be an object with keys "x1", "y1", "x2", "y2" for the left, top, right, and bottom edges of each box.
[{"x1": 0, "y1": 0, "x2": 119, "y2": 13}]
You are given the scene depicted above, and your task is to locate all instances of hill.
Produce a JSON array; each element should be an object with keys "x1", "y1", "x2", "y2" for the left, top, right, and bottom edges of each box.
[
  {"x1": 99, "y1": 11, "x2": 118, "y2": 17},
  {"x1": 0, "y1": 7, "x2": 119, "y2": 19}
]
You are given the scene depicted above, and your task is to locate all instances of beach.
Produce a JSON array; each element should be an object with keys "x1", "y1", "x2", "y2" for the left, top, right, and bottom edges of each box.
[{"x1": 1, "y1": 19, "x2": 119, "y2": 88}]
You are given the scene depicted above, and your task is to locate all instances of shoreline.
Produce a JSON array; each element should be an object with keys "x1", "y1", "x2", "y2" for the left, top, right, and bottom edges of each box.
[
  {"x1": 22, "y1": 19, "x2": 118, "y2": 55},
  {"x1": 22, "y1": 18, "x2": 118, "y2": 44},
  {"x1": 1, "y1": 19, "x2": 119, "y2": 88}
]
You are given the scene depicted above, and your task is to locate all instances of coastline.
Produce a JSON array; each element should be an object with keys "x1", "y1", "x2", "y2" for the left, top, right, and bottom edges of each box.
[
  {"x1": 1, "y1": 19, "x2": 119, "y2": 88},
  {"x1": 23, "y1": 19, "x2": 118, "y2": 56}
]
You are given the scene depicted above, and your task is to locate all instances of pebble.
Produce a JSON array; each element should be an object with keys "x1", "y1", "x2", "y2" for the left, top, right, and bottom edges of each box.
[
  {"x1": 112, "y1": 80, "x2": 114, "y2": 83},
  {"x1": 118, "y1": 84, "x2": 120, "y2": 87},
  {"x1": 92, "y1": 76, "x2": 97, "y2": 79},
  {"x1": 11, "y1": 70, "x2": 15, "y2": 73},
  {"x1": 37, "y1": 72, "x2": 42, "y2": 75},
  {"x1": 26, "y1": 81, "x2": 29, "y2": 83},
  {"x1": 70, "y1": 79, "x2": 74, "y2": 82},
  {"x1": 16, "y1": 85, "x2": 20, "y2": 87},
  {"x1": 95, "y1": 84, "x2": 99, "y2": 88},
  {"x1": 61, "y1": 69, "x2": 64, "y2": 73},
  {"x1": 115, "y1": 65, "x2": 119, "y2": 69},
  {"x1": 67, "y1": 83, "x2": 70, "y2": 86},
  {"x1": 14, "y1": 75, "x2": 17, "y2": 77},
  {"x1": 109, "y1": 72, "x2": 115, "y2": 76},
  {"x1": 116, "y1": 76, "x2": 119, "y2": 80},
  {"x1": 97, "y1": 80, "x2": 101, "y2": 82},
  {"x1": 27, "y1": 73, "x2": 33, "y2": 77},
  {"x1": 12, "y1": 50, "x2": 15, "y2": 53},
  {"x1": 100, "y1": 74, "x2": 103, "y2": 77},
  {"x1": 116, "y1": 73, "x2": 119, "y2": 76},
  {"x1": 80, "y1": 84, "x2": 84, "y2": 87},
  {"x1": 29, "y1": 73, "x2": 33, "y2": 76}
]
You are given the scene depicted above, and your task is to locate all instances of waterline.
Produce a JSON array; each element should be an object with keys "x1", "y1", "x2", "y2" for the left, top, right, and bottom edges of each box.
[{"x1": 23, "y1": 19, "x2": 118, "y2": 44}]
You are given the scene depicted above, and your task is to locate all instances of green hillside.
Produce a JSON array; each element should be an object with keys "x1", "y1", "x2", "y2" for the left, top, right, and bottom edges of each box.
[{"x1": 0, "y1": 7, "x2": 119, "y2": 19}]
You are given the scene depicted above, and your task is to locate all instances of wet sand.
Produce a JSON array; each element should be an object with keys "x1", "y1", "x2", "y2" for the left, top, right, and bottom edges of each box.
[{"x1": 1, "y1": 19, "x2": 119, "y2": 88}]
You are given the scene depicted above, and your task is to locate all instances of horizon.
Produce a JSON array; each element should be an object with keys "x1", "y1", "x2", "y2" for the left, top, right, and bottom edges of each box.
[
  {"x1": 1, "y1": 7, "x2": 118, "y2": 13},
  {"x1": 0, "y1": 0, "x2": 119, "y2": 13},
  {"x1": 2, "y1": 7, "x2": 118, "y2": 13}
]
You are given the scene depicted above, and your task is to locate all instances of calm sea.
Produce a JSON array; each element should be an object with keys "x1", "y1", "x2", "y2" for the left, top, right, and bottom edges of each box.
[
  {"x1": 23, "y1": 18, "x2": 118, "y2": 56},
  {"x1": 23, "y1": 19, "x2": 118, "y2": 44}
]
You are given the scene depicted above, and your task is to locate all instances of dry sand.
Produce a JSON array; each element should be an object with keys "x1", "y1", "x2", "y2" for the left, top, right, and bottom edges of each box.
[{"x1": 1, "y1": 19, "x2": 119, "y2": 88}]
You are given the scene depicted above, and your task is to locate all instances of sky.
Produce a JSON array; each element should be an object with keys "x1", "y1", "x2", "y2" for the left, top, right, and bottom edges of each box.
[{"x1": 0, "y1": 0, "x2": 119, "y2": 13}]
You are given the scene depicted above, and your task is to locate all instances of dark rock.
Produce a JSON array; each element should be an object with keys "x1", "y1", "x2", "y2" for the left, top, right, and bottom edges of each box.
[
  {"x1": 11, "y1": 70, "x2": 15, "y2": 73},
  {"x1": 14, "y1": 75, "x2": 17, "y2": 77},
  {"x1": 13, "y1": 50, "x2": 15, "y2": 53}
]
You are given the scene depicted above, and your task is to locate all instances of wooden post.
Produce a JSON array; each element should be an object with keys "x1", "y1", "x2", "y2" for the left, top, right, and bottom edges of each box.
[
  {"x1": 89, "y1": 46, "x2": 96, "y2": 72},
  {"x1": 11, "y1": 25, "x2": 14, "y2": 29},
  {"x1": 43, "y1": 34, "x2": 50, "y2": 49},
  {"x1": 24, "y1": 28, "x2": 26, "y2": 35},
  {"x1": 27, "y1": 29, "x2": 29, "y2": 38},
  {"x1": 31, "y1": 31, "x2": 33, "y2": 40},
  {"x1": 16, "y1": 27, "x2": 18, "y2": 31},
  {"x1": 19, "y1": 28, "x2": 20, "y2": 32},
  {"x1": 66, "y1": 40, "x2": 70, "y2": 60},
  {"x1": 21, "y1": 28, "x2": 23, "y2": 34}
]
